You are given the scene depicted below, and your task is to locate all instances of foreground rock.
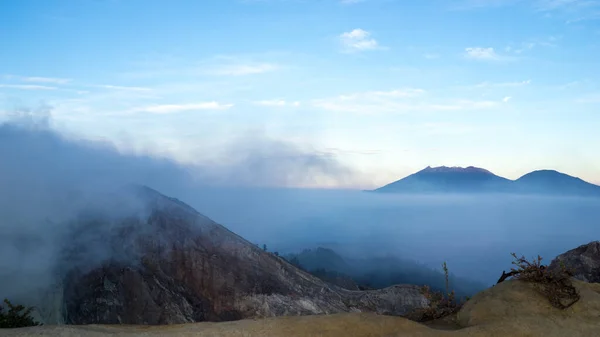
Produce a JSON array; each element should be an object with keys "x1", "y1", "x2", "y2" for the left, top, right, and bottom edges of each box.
[
  {"x1": 5, "y1": 279, "x2": 600, "y2": 337},
  {"x1": 30, "y1": 186, "x2": 427, "y2": 324},
  {"x1": 548, "y1": 241, "x2": 600, "y2": 283}
]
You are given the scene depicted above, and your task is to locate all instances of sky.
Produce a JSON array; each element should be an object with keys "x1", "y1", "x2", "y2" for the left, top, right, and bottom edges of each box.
[{"x1": 1, "y1": 0, "x2": 599, "y2": 188}]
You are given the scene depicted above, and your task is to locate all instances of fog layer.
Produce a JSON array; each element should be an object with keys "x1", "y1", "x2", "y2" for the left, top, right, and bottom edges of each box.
[
  {"x1": 1, "y1": 115, "x2": 599, "y2": 317},
  {"x1": 175, "y1": 183, "x2": 600, "y2": 287}
]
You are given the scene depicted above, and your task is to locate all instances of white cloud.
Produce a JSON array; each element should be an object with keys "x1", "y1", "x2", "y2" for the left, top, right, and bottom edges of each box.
[
  {"x1": 424, "y1": 53, "x2": 441, "y2": 59},
  {"x1": 340, "y1": 0, "x2": 365, "y2": 4},
  {"x1": 0, "y1": 84, "x2": 57, "y2": 90},
  {"x1": 3, "y1": 75, "x2": 72, "y2": 84},
  {"x1": 366, "y1": 89, "x2": 426, "y2": 97},
  {"x1": 339, "y1": 29, "x2": 382, "y2": 52},
  {"x1": 535, "y1": 0, "x2": 600, "y2": 22},
  {"x1": 22, "y1": 76, "x2": 71, "y2": 84},
  {"x1": 254, "y1": 99, "x2": 301, "y2": 107},
  {"x1": 505, "y1": 36, "x2": 560, "y2": 54},
  {"x1": 210, "y1": 63, "x2": 279, "y2": 76},
  {"x1": 452, "y1": 0, "x2": 522, "y2": 10},
  {"x1": 136, "y1": 102, "x2": 234, "y2": 114},
  {"x1": 312, "y1": 88, "x2": 500, "y2": 114},
  {"x1": 535, "y1": 0, "x2": 594, "y2": 11},
  {"x1": 95, "y1": 84, "x2": 152, "y2": 91},
  {"x1": 576, "y1": 93, "x2": 600, "y2": 103},
  {"x1": 464, "y1": 47, "x2": 503, "y2": 60},
  {"x1": 473, "y1": 80, "x2": 531, "y2": 88},
  {"x1": 503, "y1": 96, "x2": 512, "y2": 102},
  {"x1": 420, "y1": 122, "x2": 477, "y2": 136}
]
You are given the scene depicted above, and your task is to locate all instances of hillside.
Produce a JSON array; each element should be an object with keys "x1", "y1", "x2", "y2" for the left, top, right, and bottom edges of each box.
[
  {"x1": 374, "y1": 166, "x2": 600, "y2": 197},
  {"x1": 5, "y1": 279, "x2": 600, "y2": 337},
  {"x1": 285, "y1": 247, "x2": 487, "y2": 298},
  {"x1": 6, "y1": 185, "x2": 428, "y2": 325}
]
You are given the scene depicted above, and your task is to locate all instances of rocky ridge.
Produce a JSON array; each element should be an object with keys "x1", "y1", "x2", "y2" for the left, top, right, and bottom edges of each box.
[
  {"x1": 548, "y1": 241, "x2": 600, "y2": 283},
  {"x1": 6, "y1": 241, "x2": 600, "y2": 336},
  {"x1": 29, "y1": 185, "x2": 428, "y2": 325}
]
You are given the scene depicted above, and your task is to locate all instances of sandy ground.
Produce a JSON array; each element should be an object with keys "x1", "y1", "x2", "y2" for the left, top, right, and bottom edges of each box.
[{"x1": 3, "y1": 280, "x2": 600, "y2": 337}]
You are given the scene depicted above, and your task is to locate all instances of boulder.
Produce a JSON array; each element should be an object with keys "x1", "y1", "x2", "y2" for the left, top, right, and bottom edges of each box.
[{"x1": 548, "y1": 241, "x2": 600, "y2": 283}]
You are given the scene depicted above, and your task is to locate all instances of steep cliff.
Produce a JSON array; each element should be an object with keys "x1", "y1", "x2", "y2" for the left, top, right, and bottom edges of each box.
[{"x1": 35, "y1": 185, "x2": 427, "y2": 324}]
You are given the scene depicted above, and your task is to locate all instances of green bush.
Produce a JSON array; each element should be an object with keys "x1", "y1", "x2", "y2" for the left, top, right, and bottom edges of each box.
[{"x1": 0, "y1": 299, "x2": 40, "y2": 328}]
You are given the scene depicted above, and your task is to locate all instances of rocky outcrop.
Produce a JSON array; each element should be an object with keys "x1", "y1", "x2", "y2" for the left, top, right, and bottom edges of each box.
[
  {"x1": 7, "y1": 278, "x2": 600, "y2": 337},
  {"x1": 46, "y1": 185, "x2": 427, "y2": 325},
  {"x1": 548, "y1": 241, "x2": 600, "y2": 283}
]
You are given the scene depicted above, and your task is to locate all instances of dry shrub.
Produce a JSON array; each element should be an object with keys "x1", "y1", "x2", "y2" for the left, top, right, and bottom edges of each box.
[
  {"x1": 506, "y1": 253, "x2": 580, "y2": 309},
  {"x1": 405, "y1": 262, "x2": 465, "y2": 322}
]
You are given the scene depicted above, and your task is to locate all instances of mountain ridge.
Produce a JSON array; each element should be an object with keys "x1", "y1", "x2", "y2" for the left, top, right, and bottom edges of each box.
[
  {"x1": 374, "y1": 166, "x2": 600, "y2": 197},
  {"x1": 23, "y1": 184, "x2": 429, "y2": 325}
]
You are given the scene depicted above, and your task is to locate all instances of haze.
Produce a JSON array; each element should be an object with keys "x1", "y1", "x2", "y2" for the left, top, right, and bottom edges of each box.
[
  {"x1": 2, "y1": 116, "x2": 599, "y2": 306},
  {"x1": 2, "y1": 0, "x2": 600, "y2": 317}
]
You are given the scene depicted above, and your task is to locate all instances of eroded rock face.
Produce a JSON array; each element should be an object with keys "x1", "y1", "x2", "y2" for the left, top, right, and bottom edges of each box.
[
  {"x1": 548, "y1": 241, "x2": 600, "y2": 283},
  {"x1": 57, "y1": 186, "x2": 427, "y2": 324}
]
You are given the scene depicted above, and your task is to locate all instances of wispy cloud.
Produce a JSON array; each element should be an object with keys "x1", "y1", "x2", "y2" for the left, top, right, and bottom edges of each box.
[
  {"x1": 505, "y1": 36, "x2": 560, "y2": 54},
  {"x1": 340, "y1": 0, "x2": 366, "y2": 4},
  {"x1": 312, "y1": 88, "x2": 500, "y2": 114},
  {"x1": 566, "y1": 11, "x2": 600, "y2": 23},
  {"x1": 575, "y1": 93, "x2": 600, "y2": 103},
  {"x1": 535, "y1": 0, "x2": 598, "y2": 12},
  {"x1": 94, "y1": 84, "x2": 153, "y2": 91},
  {"x1": 339, "y1": 29, "x2": 383, "y2": 53},
  {"x1": 420, "y1": 122, "x2": 478, "y2": 136},
  {"x1": 473, "y1": 80, "x2": 531, "y2": 88},
  {"x1": 535, "y1": 0, "x2": 600, "y2": 22},
  {"x1": 253, "y1": 99, "x2": 301, "y2": 107},
  {"x1": 424, "y1": 53, "x2": 441, "y2": 59},
  {"x1": 3, "y1": 75, "x2": 72, "y2": 84},
  {"x1": 464, "y1": 47, "x2": 503, "y2": 60},
  {"x1": 210, "y1": 63, "x2": 279, "y2": 76},
  {"x1": 455, "y1": 0, "x2": 596, "y2": 12},
  {"x1": 441, "y1": 0, "x2": 600, "y2": 23},
  {"x1": 138, "y1": 102, "x2": 234, "y2": 114},
  {"x1": 0, "y1": 84, "x2": 57, "y2": 90},
  {"x1": 503, "y1": 96, "x2": 512, "y2": 102},
  {"x1": 451, "y1": 0, "x2": 522, "y2": 10}
]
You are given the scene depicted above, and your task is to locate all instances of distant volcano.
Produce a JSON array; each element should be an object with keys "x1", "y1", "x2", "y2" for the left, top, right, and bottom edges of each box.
[{"x1": 373, "y1": 166, "x2": 600, "y2": 197}]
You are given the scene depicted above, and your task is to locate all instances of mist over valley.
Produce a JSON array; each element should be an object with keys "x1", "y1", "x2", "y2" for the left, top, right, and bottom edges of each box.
[{"x1": 2, "y1": 118, "x2": 599, "y2": 323}]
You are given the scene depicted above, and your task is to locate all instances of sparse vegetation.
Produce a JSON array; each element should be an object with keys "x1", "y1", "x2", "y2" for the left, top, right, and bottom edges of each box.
[
  {"x1": 0, "y1": 299, "x2": 40, "y2": 328},
  {"x1": 498, "y1": 253, "x2": 580, "y2": 309},
  {"x1": 406, "y1": 261, "x2": 465, "y2": 322}
]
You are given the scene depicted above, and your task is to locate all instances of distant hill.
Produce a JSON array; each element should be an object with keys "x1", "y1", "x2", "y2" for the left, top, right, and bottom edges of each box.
[
  {"x1": 514, "y1": 170, "x2": 600, "y2": 197},
  {"x1": 373, "y1": 166, "x2": 600, "y2": 197},
  {"x1": 284, "y1": 247, "x2": 487, "y2": 298},
  {"x1": 374, "y1": 166, "x2": 512, "y2": 194}
]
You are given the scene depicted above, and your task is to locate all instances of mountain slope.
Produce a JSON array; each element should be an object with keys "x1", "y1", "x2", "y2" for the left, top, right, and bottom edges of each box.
[
  {"x1": 30, "y1": 185, "x2": 428, "y2": 325},
  {"x1": 374, "y1": 166, "x2": 600, "y2": 197},
  {"x1": 286, "y1": 247, "x2": 487, "y2": 298},
  {"x1": 513, "y1": 170, "x2": 600, "y2": 196},
  {"x1": 375, "y1": 166, "x2": 512, "y2": 194},
  {"x1": 8, "y1": 279, "x2": 600, "y2": 337}
]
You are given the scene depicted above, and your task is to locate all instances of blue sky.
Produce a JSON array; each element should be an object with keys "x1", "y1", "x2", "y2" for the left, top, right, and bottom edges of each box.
[{"x1": 1, "y1": 0, "x2": 599, "y2": 188}]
